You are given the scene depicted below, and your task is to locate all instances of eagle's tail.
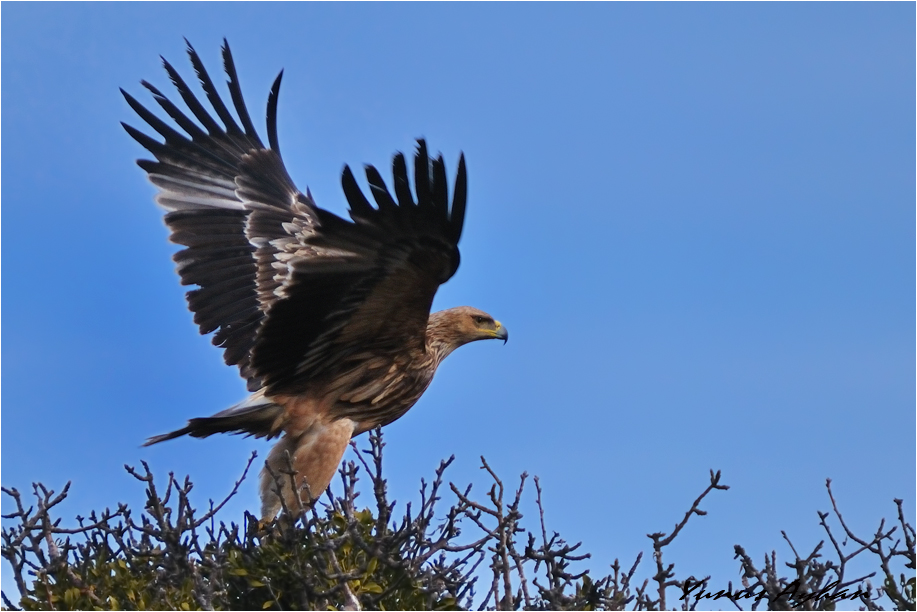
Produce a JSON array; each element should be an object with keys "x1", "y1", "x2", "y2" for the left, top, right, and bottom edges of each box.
[{"x1": 143, "y1": 393, "x2": 284, "y2": 446}]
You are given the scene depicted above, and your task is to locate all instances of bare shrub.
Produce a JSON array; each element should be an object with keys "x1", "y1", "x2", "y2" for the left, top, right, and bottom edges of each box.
[{"x1": 2, "y1": 429, "x2": 913, "y2": 610}]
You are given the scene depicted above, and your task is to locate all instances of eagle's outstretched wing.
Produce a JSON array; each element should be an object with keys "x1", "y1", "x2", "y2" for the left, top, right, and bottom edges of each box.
[{"x1": 123, "y1": 40, "x2": 466, "y2": 395}]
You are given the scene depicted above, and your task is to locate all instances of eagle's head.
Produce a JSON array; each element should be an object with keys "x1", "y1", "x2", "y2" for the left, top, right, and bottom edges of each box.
[{"x1": 427, "y1": 306, "x2": 508, "y2": 358}]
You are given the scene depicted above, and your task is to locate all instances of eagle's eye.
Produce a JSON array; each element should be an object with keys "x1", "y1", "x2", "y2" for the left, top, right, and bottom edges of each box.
[{"x1": 472, "y1": 315, "x2": 487, "y2": 325}]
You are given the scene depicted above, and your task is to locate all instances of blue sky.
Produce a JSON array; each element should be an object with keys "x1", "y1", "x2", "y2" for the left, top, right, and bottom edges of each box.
[{"x1": 2, "y1": 2, "x2": 914, "y2": 602}]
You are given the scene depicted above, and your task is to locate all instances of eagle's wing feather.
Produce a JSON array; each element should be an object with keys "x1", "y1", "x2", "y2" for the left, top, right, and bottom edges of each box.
[
  {"x1": 123, "y1": 40, "x2": 294, "y2": 389},
  {"x1": 125, "y1": 40, "x2": 466, "y2": 397},
  {"x1": 252, "y1": 145, "x2": 466, "y2": 395}
]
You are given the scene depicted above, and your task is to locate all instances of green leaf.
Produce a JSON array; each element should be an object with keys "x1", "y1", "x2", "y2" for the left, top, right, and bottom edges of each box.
[
  {"x1": 366, "y1": 557, "x2": 379, "y2": 576},
  {"x1": 363, "y1": 581, "x2": 383, "y2": 594},
  {"x1": 63, "y1": 587, "x2": 81, "y2": 606}
]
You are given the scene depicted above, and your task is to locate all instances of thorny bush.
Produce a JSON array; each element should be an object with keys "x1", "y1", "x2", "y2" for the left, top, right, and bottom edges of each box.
[{"x1": 2, "y1": 430, "x2": 914, "y2": 610}]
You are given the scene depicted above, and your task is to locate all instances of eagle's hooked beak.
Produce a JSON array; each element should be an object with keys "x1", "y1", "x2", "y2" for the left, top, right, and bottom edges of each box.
[{"x1": 494, "y1": 321, "x2": 509, "y2": 344}]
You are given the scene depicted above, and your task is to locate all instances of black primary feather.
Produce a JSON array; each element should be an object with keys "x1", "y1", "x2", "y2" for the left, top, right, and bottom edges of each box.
[
  {"x1": 221, "y1": 40, "x2": 259, "y2": 139},
  {"x1": 266, "y1": 71, "x2": 284, "y2": 154}
]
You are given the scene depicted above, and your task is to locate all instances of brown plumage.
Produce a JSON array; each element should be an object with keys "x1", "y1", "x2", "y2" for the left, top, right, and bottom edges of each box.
[{"x1": 124, "y1": 41, "x2": 507, "y2": 519}]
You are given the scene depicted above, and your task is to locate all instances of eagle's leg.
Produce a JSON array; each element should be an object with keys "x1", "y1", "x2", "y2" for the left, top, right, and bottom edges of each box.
[{"x1": 259, "y1": 417, "x2": 356, "y2": 520}]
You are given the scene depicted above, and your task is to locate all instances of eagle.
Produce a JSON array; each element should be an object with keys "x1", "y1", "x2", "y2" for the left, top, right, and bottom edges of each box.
[{"x1": 123, "y1": 41, "x2": 508, "y2": 520}]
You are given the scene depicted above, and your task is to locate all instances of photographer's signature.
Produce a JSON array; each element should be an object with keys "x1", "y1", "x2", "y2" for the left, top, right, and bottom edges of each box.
[{"x1": 681, "y1": 577, "x2": 864, "y2": 606}]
